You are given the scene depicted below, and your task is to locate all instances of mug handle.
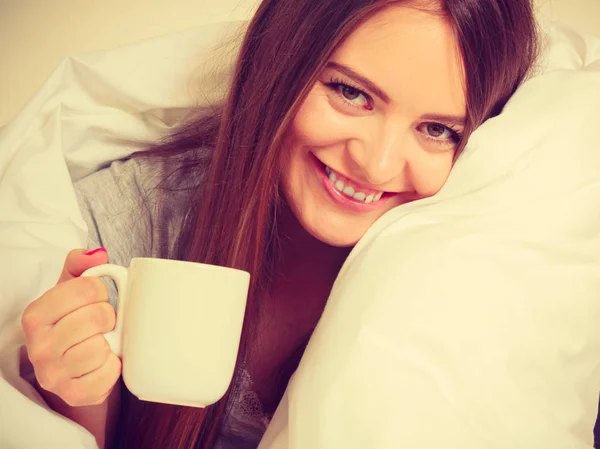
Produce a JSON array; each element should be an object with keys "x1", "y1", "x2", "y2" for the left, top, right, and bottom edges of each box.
[{"x1": 81, "y1": 264, "x2": 129, "y2": 358}]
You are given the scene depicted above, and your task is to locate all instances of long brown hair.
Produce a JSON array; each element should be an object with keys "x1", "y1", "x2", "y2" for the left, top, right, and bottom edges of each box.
[{"x1": 116, "y1": 0, "x2": 539, "y2": 447}]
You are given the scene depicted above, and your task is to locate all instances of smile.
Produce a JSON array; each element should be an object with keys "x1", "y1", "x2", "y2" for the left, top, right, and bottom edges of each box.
[
  {"x1": 311, "y1": 153, "x2": 396, "y2": 213},
  {"x1": 325, "y1": 165, "x2": 383, "y2": 204}
]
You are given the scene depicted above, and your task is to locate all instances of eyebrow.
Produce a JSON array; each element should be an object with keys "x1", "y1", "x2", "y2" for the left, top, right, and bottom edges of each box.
[
  {"x1": 420, "y1": 113, "x2": 466, "y2": 128},
  {"x1": 325, "y1": 61, "x2": 467, "y2": 127},
  {"x1": 326, "y1": 61, "x2": 390, "y2": 103}
]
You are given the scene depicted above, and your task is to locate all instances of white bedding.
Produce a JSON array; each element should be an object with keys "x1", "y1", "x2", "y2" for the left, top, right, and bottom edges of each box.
[
  {"x1": 1, "y1": 18, "x2": 600, "y2": 449},
  {"x1": 0, "y1": 21, "x2": 243, "y2": 448}
]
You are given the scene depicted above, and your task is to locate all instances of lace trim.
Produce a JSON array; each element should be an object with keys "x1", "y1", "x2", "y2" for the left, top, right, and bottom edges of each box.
[
  {"x1": 220, "y1": 368, "x2": 271, "y2": 443},
  {"x1": 236, "y1": 369, "x2": 272, "y2": 429}
]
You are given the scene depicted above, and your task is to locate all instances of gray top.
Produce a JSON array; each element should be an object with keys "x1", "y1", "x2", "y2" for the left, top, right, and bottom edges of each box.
[{"x1": 74, "y1": 156, "x2": 269, "y2": 449}]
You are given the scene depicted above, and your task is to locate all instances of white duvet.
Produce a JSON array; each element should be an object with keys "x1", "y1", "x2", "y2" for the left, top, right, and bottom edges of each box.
[{"x1": 1, "y1": 18, "x2": 600, "y2": 449}]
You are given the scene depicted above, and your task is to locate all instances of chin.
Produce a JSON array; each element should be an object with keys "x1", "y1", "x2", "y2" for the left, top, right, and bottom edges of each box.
[
  {"x1": 317, "y1": 232, "x2": 359, "y2": 248},
  {"x1": 302, "y1": 217, "x2": 364, "y2": 248}
]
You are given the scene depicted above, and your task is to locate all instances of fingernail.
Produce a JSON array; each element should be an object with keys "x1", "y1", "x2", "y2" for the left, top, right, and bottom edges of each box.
[{"x1": 85, "y1": 247, "x2": 107, "y2": 256}]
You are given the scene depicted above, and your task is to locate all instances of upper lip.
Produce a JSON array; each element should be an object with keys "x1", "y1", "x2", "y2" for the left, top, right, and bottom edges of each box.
[{"x1": 319, "y1": 159, "x2": 388, "y2": 194}]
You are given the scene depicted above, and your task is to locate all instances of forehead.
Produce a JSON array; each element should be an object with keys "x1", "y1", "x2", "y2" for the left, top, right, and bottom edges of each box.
[{"x1": 331, "y1": 5, "x2": 466, "y2": 115}]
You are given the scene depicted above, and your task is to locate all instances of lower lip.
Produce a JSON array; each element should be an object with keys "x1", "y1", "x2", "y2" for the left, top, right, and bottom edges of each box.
[{"x1": 311, "y1": 154, "x2": 396, "y2": 213}]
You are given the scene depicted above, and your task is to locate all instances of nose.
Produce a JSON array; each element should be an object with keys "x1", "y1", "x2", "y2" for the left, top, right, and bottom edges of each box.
[{"x1": 347, "y1": 116, "x2": 408, "y2": 187}]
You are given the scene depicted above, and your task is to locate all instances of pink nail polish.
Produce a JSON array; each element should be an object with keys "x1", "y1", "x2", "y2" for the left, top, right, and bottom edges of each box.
[{"x1": 85, "y1": 247, "x2": 107, "y2": 256}]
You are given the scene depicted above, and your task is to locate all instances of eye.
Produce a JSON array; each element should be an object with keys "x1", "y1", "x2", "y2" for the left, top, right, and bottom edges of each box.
[
  {"x1": 325, "y1": 77, "x2": 373, "y2": 110},
  {"x1": 335, "y1": 84, "x2": 369, "y2": 108},
  {"x1": 417, "y1": 122, "x2": 462, "y2": 146},
  {"x1": 425, "y1": 123, "x2": 452, "y2": 139}
]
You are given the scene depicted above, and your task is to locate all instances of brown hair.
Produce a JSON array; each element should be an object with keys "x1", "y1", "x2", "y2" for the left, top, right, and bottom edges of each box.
[{"x1": 116, "y1": 0, "x2": 538, "y2": 447}]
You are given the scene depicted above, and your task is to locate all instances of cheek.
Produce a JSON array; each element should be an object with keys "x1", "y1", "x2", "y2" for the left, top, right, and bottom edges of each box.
[
  {"x1": 292, "y1": 87, "x2": 351, "y2": 147},
  {"x1": 410, "y1": 153, "x2": 455, "y2": 197}
]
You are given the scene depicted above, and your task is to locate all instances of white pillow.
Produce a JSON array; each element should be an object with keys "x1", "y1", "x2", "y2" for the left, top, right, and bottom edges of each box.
[{"x1": 259, "y1": 21, "x2": 600, "y2": 449}]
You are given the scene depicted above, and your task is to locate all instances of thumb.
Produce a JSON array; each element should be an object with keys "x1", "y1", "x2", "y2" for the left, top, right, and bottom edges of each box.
[{"x1": 57, "y1": 247, "x2": 108, "y2": 284}]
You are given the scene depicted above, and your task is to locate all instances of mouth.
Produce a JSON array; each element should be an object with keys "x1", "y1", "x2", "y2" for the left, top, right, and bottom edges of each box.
[{"x1": 310, "y1": 153, "x2": 398, "y2": 213}]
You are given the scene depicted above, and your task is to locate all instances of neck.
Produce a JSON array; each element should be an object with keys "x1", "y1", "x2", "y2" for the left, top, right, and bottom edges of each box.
[{"x1": 274, "y1": 201, "x2": 351, "y2": 287}]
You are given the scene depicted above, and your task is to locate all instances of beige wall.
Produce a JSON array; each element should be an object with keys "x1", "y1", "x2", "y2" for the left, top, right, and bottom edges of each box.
[
  {"x1": 0, "y1": 0, "x2": 598, "y2": 127},
  {"x1": 536, "y1": 0, "x2": 600, "y2": 36}
]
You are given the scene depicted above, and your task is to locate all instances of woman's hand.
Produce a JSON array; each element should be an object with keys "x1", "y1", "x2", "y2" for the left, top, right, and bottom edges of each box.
[{"x1": 22, "y1": 248, "x2": 121, "y2": 407}]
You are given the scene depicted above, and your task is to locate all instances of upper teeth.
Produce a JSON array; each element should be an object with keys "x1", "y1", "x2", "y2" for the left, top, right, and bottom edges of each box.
[{"x1": 325, "y1": 166, "x2": 383, "y2": 203}]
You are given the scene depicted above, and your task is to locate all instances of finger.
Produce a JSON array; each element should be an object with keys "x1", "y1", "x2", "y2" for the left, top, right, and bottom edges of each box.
[
  {"x1": 22, "y1": 277, "x2": 109, "y2": 334},
  {"x1": 25, "y1": 301, "x2": 114, "y2": 370},
  {"x1": 58, "y1": 248, "x2": 108, "y2": 284},
  {"x1": 53, "y1": 302, "x2": 116, "y2": 353},
  {"x1": 31, "y1": 355, "x2": 70, "y2": 393},
  {"x1": 62, "y1": 334, "x2": 112, "y2": 379},
  {"x1": 59, "y1": 354, "x2": 122, "y2": 407}
]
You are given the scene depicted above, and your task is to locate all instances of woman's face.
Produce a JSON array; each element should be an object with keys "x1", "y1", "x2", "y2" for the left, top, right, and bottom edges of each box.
[{"x1": 281, "y1": 5, "x2": 466, "y2": 247}]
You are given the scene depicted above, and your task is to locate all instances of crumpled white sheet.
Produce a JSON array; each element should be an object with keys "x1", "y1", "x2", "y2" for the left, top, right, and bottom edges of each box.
[{"x1": 0, "y1": 16, "x2": 599, "y2": 449}]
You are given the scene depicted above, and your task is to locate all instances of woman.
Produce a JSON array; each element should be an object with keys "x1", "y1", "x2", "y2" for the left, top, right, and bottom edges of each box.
[{"x1": 20, "y1": 0, "x2": 539, "y2": 448}]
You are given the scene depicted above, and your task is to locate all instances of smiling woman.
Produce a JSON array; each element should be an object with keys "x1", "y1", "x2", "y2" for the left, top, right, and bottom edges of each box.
[
  {"x1": 121, "y1": 2, "x2": 537, "y2": 446},
  {"x1": 21, "y1": 0, "x2": 539, "y2": 448}
]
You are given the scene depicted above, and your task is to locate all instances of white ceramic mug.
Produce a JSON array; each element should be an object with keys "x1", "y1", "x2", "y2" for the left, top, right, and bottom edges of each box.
[{"x1": 81, "y1": 257, "x2": 250, "y2": 408}]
